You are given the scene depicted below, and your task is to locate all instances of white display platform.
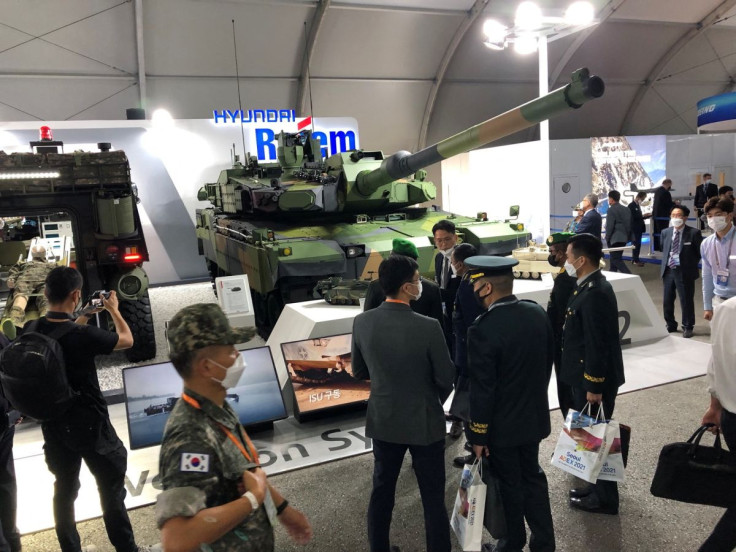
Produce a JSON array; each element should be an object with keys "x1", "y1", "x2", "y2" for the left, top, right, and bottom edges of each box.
[
  {"x1": 12, "y1": 333, "x2": 710, "y2": 535},
  {"x1": 267, "y1": 301, "x2": 361, "y2": 388}
]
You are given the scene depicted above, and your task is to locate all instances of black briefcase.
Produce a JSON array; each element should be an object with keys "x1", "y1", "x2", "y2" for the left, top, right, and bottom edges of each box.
[
  {"x1": 481, "y1": 457, "x2": 507, "y2": 539},
  {"x1": 650, "y1": 424, "x2": 736, "y2": 508}
]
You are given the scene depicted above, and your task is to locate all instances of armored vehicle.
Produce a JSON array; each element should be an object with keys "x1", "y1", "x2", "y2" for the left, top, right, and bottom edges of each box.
[
  {"x1": 0, "y1": 134, "x2": 155, "y2": 361},
  {"x1": 511, "y1": 241, "x2": 556, "y2": 279},
  {"x1": 197, "y1": 68, "x2": 604, "y2": 333},
  {"x1": 314, "y1": 276, "x2": 371, "y2": 306}
]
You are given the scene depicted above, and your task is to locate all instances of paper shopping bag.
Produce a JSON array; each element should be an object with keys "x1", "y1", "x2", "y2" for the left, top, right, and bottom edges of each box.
[
  {"x1": 598, "y1": 421, "x2": 627, "y2": 482},
  {"x1": 550, "y1": 408, "x2": 615, "y2": 483},
  {"x1": 451, "y1": 458, "x2": 487, "y2": 551}
]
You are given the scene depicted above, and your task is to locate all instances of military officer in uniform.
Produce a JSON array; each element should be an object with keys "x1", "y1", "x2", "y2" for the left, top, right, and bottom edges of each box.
[
  {"x1": 157, "y1": 304, "x2": 312, "y2": 551},
  {"x1": 466, "y1": 256, "x2": 556, "y2": 552},
  {"x1": 560, "y1": 233, "x2": 625, "y2": 515},
  {"x1": 2, "y1": 243, "x2": 54, "y2": 339},
  {"x1": 545, "y1": 232, "x2": 576, "y2": 418}
]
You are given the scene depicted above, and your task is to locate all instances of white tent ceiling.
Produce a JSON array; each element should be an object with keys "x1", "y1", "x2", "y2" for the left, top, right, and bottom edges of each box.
[{"x1": 1, "y1": 0, "x2": 736, "y2": 156}]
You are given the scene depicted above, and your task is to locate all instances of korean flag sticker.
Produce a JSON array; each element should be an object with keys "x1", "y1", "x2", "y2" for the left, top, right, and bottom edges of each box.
[{"x1": 181, "y1": 453, "x2": 210, "y2": 473}]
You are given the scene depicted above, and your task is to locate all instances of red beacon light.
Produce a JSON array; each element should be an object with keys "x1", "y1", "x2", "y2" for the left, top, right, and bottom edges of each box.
[{"x1": 39, "y1": 126, "x2": 53, "y2": 141}]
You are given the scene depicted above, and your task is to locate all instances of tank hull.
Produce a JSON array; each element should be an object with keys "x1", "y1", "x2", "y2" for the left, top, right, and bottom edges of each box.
[{"x1": 196, "y1": 207, "x2": 529, "y2": 331}]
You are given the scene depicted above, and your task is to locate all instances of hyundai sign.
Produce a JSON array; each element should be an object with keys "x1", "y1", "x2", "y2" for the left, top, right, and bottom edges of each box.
[{"x1": 697, "y1": 92, "x2": 736, "y2": 131}]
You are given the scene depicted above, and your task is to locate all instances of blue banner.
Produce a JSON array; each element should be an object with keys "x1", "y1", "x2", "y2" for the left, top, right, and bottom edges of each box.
[{"x1": 697, "y1": 92, "x2": 736, "y2": 127}]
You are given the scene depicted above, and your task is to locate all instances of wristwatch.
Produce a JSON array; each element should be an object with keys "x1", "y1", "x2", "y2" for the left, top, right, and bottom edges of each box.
[{"x1": 242, "y1": 491, "x2": 259, "y2": 511}]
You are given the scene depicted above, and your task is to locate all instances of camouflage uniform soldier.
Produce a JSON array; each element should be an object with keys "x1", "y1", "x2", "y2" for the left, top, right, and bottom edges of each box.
[
  {"x1": 3, "y1": 244, "x2": 54, "y2": 338},
  {"x1": 156, "y1": 303, "x2": 312, "y2": 551}
]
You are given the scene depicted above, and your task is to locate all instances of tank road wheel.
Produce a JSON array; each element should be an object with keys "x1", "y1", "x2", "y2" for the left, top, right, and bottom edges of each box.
[{"x1": 119, "y1": 291, "x2": 156, "y2": 362}]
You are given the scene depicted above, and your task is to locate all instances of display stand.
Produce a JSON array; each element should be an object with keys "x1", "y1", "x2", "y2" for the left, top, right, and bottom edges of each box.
[
  {"x1": 266, "y1": 301, "x2": 361, "y2": 388},
  {"x1": 215, "y1": 274, "x2": 256, "y2": 329}
]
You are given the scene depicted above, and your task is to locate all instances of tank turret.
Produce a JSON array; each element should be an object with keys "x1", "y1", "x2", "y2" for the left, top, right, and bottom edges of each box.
[
  {"x1": 196, "y1": 68, "x2": 605, "y2": 336},
  {"x1": 201, "y1": 68, "x2": 604, "y2": 218}
]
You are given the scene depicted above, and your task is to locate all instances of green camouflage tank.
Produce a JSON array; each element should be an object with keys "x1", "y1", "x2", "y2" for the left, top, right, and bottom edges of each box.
[{"x1": 196, "y1": 69, "x2": 605, "y2": 334}]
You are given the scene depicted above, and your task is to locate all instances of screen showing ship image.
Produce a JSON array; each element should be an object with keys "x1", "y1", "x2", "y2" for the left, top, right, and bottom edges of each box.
[
  {"x1": 122, "y1": 346, "x2": 287, "y2": 449},
  {"x1": 280, "y1": 333, "x2": 370, "y2": 414}
]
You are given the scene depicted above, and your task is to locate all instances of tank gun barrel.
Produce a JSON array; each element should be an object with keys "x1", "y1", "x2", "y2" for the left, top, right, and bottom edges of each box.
[{"x1": 356, "y1": 67, "x2": 604, "y2": 196}]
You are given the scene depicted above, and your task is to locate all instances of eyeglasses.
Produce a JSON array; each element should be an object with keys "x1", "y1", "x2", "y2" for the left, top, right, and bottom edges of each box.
[{"x1": 434, "y1": 236, "x2": 455, "y2": 244}]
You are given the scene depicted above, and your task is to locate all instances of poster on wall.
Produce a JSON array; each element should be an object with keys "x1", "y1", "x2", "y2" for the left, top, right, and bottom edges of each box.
[
  {"x1": 591, "y1": 136, "x2": 666, "y2": 210},
  {"x1": 280, "y1": 333, "x2": 370, "y2": 418}
]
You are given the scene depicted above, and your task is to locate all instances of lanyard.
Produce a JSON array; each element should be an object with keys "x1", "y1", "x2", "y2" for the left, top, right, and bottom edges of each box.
[
  {"x1": 385, "y1": 298, "x2": 409, "y2": 305},
  {"x1": 714, "y1": 231, "x2": 736, "y2": 271},
  {"x1": 181, "y1": 393, "x2": 260, "y2": 465}
]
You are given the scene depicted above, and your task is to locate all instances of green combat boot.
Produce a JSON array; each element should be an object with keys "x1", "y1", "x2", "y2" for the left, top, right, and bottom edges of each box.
[{"x1": 1, "y1": 317, "x2": 16, "y2": 340}]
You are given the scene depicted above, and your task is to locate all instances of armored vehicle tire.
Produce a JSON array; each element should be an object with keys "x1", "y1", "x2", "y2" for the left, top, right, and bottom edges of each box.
[{"x1": 119, "y1": 291, "x2": 156, "y2": 362}]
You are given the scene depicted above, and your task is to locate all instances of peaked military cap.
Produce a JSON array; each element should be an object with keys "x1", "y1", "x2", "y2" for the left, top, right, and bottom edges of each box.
[
  {"x1": 167, "y1": 303, "x2": 256, "y2": 358},
  {"x1": 391, "y1": 238, "x2": 419, "y2": 260},
  {"x1": 464, "y1": 256, "x2": 519, "y2": 281},
  {"x1": 547, "y1": 232, "x2": 576, "y2": 246}
]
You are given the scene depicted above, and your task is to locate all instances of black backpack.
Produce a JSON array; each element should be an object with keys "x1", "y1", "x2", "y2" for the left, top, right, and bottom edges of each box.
[{"x1": 0, "y1": 320, "x2": 76, "y2": 421}]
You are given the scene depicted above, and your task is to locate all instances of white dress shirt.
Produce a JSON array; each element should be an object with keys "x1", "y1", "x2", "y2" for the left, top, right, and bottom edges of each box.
[{"x1": 707, "y1": 296, "x2": 736, "y2": 412}]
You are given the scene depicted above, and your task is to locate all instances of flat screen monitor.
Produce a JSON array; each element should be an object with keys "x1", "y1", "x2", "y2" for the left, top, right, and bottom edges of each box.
[
  {"x1": 122, "y1": 346, "x2": 287, "y2": 449},
  {"x1": 279, "y1": 333, "x2": 370, "y2": 416}
]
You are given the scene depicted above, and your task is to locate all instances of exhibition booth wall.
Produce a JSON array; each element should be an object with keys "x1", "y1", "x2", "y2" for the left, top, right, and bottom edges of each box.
[{"x1": 441, "y1": 133, "x2": 736, "y2": 243}]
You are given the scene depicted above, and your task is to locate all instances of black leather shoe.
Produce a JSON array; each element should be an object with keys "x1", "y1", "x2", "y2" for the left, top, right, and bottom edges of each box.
[
  {"x1": 464, "y1": 441, "x2": 473, "y2": 453},
  {"x1": 453, "y1": 453, "x2": 474, "y2": 468},
  {"x1": 683, "y1": 328, "x2": 694, "y2": 338},
  {"x1": 667, "y1": 326, "x2": 678, "y2": 333},
  {"x1": 569, "y1": 494, "x2": 618, "y2": 515},
  {"x1": 569, "y1": 487, "x2": 592, "y2": 499}
]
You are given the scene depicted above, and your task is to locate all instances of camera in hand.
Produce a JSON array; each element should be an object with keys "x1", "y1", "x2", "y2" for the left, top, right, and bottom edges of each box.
[{"x1": 89, "y1": 290, "x2": 111, "y2": 307}]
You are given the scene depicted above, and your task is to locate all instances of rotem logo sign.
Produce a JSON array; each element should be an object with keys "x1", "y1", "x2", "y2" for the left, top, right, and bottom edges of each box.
[{"x1": 212, "y1": 109, "x2": 359, "y2": 161}]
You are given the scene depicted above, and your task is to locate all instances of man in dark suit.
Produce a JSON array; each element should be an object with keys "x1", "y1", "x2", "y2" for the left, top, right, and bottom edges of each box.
[
  {"x1": 652, "y1": 178, "x2": 676, "y2": 251},
  {"x1": 352, "y1": 255, "x2": 455, "y2": 552},
  {"x1": 0, "y1": 333, "x2": 21, "y2": 552},
  {"x1": 575, "y1": 193, "x2": 602, "y2": 240},
  {"x1": 545, "y1": 232, "x2": 576, "y2": 419},
  {"x1": 560, "y1": 233, "x2": 625, "y2": 515},
  {"x1": 605, "y1": 190, "x2": 632, "y2": 273},
  {"x1": 661, "y1": 205, "x2": 702, "y2": 338},
  {"x1": 695, "y1": 173, "x2": 718, "y2": 230},
  {"x1": 432, "y1": 220, "x2": 460, "y2": 353},
  {"x1": 466, "y1": 255, "x2": 556, "y2": 552},
  {"x1": 363, "y1": 238, "x2": 443, "y2": 328},
  {"x1": 449, "y1": 243, "x2": 484, "y2": 463},
  {"x1": 627, "y1": 191, "x2": 649, "y2": 266}
]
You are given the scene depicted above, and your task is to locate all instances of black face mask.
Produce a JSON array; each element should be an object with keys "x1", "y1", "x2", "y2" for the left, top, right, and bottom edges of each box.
[
  {"x1": 473, "y1": 284, "x2": 491, "y2": 307},
  {"x1": 547, "y1": 254, "x2": 558, "y2": 267}
]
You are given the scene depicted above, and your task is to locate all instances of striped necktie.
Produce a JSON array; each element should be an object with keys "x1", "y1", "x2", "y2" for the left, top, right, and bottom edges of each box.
[{"x1": 668, "y1": 230, "x2": 680, "y2": 268}]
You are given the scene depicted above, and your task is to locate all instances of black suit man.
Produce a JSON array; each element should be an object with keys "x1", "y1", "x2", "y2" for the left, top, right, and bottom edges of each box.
[
  {"x1": 352, "y1": 255, "x2": 455, "y2": 552},
  {"x1": 661, "y1": 205, "x2": 702, "y2": 338},
  {"x1": 575, "y1": 193, "x2": 602, "y2": 240},
  {"x1": 653, "y1": 179, "x2": 676, "y2": 251},
  {"x1": 545, "y1": 232, "x2": 577, "y2": 419},
  {"x1": 695, "y1": 174, "x2": 718, "y2": 209},
  {"x1": 605, "y1": 190, "x2": 632, "y2": 273},
  {"x1": 627, "y1": 191, "x2": 649, "y2": 265},
  {"x1": 466, "y1": 256, "x2": 556, "y2": 552},
  {"x1": 432, "y1": 220, "x2": 460, "y2": 354},
  {"x1": 560, "y1": 233, "x2": 625, "y2": 515},
  {"x1": 363, "y1": 238, "x2": 443, "y2": 328}
]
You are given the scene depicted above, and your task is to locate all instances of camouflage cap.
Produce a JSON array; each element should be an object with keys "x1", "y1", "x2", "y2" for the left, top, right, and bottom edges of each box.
[
  {"x1": 547, "y1": 232, "x2": 576, "y2": 246},
  {"x1": 167, "y1": 303, "x2": 256, "y2": 357},
  {"x1": 391, "y1": 238, "x2": 419, "y2": 259}
]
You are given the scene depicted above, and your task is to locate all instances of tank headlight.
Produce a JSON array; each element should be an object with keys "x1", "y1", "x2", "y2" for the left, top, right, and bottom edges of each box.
[
  {"x1": 510, "y1": 223, "x2": 525, "y2": 231},
  {"x1": 279, "y1": 247, "x2": 292, "y2": 256},
  {"x1": 344, "y1": 245, "x2": 365, "y2": 258}
]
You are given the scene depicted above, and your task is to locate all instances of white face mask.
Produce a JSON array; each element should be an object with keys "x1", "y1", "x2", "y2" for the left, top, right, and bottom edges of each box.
[
  {"x1": 408, "y1": 280, "x2": 422, "y2": 301},
  {"x1": 209, "y1": 354, "x2": 246, "y2": 390},
  {"x1": 441, "y1": 247, "x2": 455, "y2": 257},
  {"x1": 572, "y1": 210, "x2": 580, "y2": 217},
  {"x1": 670, "y1": 218, "x2": 684, "y2": 228},
  {"x1": 564, "y1": 259, "x2": 578, "y2": 278},
  {"x1": 708, "y1": 216, "x2": 728, "y2": 233}
]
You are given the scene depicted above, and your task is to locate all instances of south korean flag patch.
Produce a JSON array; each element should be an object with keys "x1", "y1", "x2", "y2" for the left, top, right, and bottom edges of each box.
[{"x1": 180, "y1": 453, "x2": 210, "y2": 473}]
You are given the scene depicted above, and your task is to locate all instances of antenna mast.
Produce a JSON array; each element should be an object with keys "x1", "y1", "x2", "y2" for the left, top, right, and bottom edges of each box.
[
  {"x1": 303, "y1": 21, "x2": 316, "y2": 134},
  {"x1": 232, "y1": 19, "x2": 247, "y2": 160}
]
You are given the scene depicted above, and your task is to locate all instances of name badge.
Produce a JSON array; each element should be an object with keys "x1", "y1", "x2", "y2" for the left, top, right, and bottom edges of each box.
[
  {"x1": 671, "y1": 254, "x2": 680, "y2": 265},
  {"x1": 683, "y1": 242, "x2": 691, "y2": 246},
  {"x1": 717, "y1": 269, "x2": 730, "y2": 286}
]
